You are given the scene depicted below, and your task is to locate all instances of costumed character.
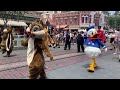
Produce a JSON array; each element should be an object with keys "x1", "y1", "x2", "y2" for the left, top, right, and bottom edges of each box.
[
  {"x1": 44, "y1": 26, "x2": 54, "y2": 60},
  {"x1": 84, "y1": 25, "x2": 107, "y2": 72},
  {"x1": 21, "y1": 20, "x2": 51, "y2": 79},
  {"x1": 0, "y1": 27, "x2": 14, "y2": 57},
  {"x1": 40, "y1": 20, "x2": 54, "y2": 60}
]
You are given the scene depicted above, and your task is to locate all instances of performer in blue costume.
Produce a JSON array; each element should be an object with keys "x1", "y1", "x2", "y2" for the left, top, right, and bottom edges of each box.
[{"x1": 84, "y1": 25, "x2": 108, "y2": 72}]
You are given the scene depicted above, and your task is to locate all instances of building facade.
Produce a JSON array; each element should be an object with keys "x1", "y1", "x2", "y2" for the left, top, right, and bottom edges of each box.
[{"x1": 52, "y1": 11, "x2": 106, "y2": 31}]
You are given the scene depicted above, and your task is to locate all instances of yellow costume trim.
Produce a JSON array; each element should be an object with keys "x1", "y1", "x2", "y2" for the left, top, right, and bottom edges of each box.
[{"x1": 87, "y1": 57, "x2": 97, "y2": 72}]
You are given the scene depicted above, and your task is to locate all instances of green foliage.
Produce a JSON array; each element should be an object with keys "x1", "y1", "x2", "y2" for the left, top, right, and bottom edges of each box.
[
  {"x1": 107, "y1": 16, "x2": 120, "y2": 29},
  {"x1": 102, "y1": 11, "x2": 110, "y2": 16},
  {"x1": 114, "y1": 11, "x2": 119, "y2": 16},
  {"x1": 0, "y1": 11, "x2": 28, "y2": 28}
]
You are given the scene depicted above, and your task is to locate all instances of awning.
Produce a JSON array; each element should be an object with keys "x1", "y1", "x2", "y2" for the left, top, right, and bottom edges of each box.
[
  {"x1": 0, "y1": 20, "x2": 4, "y2": 25},
  {"x1": 63, "y1": 28, "x2": 69, "y2": 30},
  {"x1": 56, "y1": 25, "x2": 68, "y2": 29},
  {"x1": 0, "y1": 20, "x2": 28, "y2": 27}
]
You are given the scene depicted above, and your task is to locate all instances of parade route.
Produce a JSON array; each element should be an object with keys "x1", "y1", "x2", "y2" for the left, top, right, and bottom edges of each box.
[
  {"x1": 47, "y1": 53, "x2": 120, "y2": 79},
  {"x1": 0, "y1": 11, "x2": 119, "y2": 79},
  {"x1": 0, "y1": 43, "x2": 117, "y2": 79}
]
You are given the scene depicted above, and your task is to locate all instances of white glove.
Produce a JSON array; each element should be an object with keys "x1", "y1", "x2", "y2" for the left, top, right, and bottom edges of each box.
[{"x1": 105, "y1": 48, "x2": 107, "y2": 52}]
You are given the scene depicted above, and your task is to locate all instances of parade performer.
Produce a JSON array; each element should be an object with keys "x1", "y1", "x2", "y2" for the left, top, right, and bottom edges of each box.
[
  {"x1": 84, "y1": 25, "x2": 107, "y2": 72},
  {"x1": 40, "y1": 20, "x2": 54, "y2": 60},
  {"x1": 21, "y1": 20, "x2": 51, "y2": 79},
  {"x1": 0, "y1": 26, "x2": 14, "y2": 57}
]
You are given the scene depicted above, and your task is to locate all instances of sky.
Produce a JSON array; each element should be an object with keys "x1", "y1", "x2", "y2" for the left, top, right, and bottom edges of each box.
[{"x1": 109, "y1": 11, "x2": 115, "y2": 15}]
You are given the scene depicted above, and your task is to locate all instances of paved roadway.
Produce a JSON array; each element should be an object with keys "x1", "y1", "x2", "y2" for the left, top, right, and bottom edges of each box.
[{"x1": 0, "y1": 43, "x2": 118, "y2": 79}]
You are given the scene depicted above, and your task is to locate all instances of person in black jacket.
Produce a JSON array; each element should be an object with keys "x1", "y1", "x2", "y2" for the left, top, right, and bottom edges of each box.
[
  {"x1": 64, "y1": 30, "x2": 71, "y2": 50},
  {"x1": 76, "y1": 31, "x2": 84, "y2": 53}
]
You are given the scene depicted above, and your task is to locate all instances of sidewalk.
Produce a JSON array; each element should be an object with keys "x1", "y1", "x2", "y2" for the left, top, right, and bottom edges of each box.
[
  {"x1": 0, "y1": 47, "x2": 114, "y2": 79},
  {"x1": 47, "y1": 53, "x2": 120, "y2": 79},
  {"x1": 0, "y1": 42, "x2": 114, "y2": 79},
  {"x1": 0, "y1": 46, "x2": 112, "y2": 72}
]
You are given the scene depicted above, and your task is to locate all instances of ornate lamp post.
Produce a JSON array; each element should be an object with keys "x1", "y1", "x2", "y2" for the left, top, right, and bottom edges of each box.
[{"x1": 90, "y1": 11, "x2": 96, "y2": 26}]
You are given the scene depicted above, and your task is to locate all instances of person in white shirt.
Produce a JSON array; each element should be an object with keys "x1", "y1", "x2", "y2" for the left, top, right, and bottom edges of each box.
[
  {"x1": 108, "y1": 31, "x2": 116, "y2": 50},
  {"x1": 113, "y1": 30, "x2": 120, "y2": 55}
]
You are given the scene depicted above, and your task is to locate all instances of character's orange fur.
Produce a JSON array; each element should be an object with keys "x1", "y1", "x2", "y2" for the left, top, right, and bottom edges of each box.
[{"x1": 21, "y1": 20, "x2": 53, "y2": 79}]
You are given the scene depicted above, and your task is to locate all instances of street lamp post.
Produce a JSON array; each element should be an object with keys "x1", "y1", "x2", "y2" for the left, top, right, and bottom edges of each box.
[
  {"x1": 46, "y1": 12, "x2": 51, "y2": 34},
  {"x1": 115, "y1": 17, "x2": 117, "y2": 30},
  {"x1": 90, "y1": 11, "x2": 95, "y2": 26}
]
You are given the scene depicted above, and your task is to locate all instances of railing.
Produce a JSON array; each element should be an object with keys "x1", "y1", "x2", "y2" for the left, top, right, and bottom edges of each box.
[{"x1": 13, "y1": 35, "x2": 25, "y2": 47}]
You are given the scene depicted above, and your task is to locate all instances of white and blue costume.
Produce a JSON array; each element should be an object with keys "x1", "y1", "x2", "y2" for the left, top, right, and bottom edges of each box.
[
  {"x1": 84, "y1": 25, "x2": 107, "y2": 72},
  {"x1": 84, "y1": 37, "x2": 106, "y2": 58}
]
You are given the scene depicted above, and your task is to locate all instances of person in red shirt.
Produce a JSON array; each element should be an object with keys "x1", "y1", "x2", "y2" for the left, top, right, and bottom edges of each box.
[
  {"x1": 97, "y1": 26, "x2": 106, "y2": 43},
  {"x1": 97, "y1": 26, "x2": 106, "y2": 48}
]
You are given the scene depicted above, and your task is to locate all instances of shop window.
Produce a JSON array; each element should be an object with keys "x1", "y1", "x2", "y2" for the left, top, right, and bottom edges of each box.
[
  {"x1": 82, "y1": 17, "x2": 84, "y2": 23},
  {"x1": 65, "y1": 19, "x2": 67, "y2": 24},
  {"x1": 85, "y1": 17, "x2": 88, "y2": 23},
  {"x1": 74, "y1": 18, "x2": 77, "y2": 24}
]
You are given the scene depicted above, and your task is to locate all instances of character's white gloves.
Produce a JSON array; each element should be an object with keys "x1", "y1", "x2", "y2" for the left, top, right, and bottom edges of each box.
[{"x1": 105, "y1": 48, "x2": 108, "y2": 52}]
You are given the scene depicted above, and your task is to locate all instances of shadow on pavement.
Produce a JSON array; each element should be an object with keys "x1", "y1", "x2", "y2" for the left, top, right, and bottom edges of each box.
[
  {"x1": 82, "y1": 64, "x2": 104, "y2": 70},
  {"x1": 3, "y1": 54, "x2": 17, "y2": 57}
]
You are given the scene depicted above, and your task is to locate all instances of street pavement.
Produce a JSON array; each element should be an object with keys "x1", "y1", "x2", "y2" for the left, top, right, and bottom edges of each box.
[
  {"x1": 0, "y1": 42, "x2": 118, "y2": 79},
  {"x1": 47, "y1": 53, "x2": 120, "y2": 79}
]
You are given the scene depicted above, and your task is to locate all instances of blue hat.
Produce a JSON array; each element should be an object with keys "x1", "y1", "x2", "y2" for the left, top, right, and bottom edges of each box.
[{"x1": 86, "y1": 25, "x2": 94, "y2": 31}]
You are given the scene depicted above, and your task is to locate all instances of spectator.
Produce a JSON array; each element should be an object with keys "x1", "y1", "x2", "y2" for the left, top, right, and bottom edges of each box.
[
  {"x1": 53, "y1": 32, "x2": 60, "y2": 48},
  {"x1": 108, "y1": 31, "x2": 116, "y2": 50},
  {"x1": 76, "y1": 31, "x2": 84, "y2": 53},
  {"x1": 64, "y1": 30, "x2": 71, "y2": 50},
  {"x1": 97, "y1": 26, "x2": 106, "y2": 44},
  {"x1": 113, "y1": 29, "x2": 120, "y2": 55},
  {"x1": 0, "y1": 28, "x2": 2, "y2": 49}
]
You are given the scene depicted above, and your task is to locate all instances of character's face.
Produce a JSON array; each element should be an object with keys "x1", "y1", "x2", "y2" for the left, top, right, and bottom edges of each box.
[
  {"x1": 31, "y1": 25, "x2": 40, "y2": 32},
  {"x1": 26, "y1": 23, "x2": 45, "y2": 39},
  {"x1": 87, "y1": 29, "x2": 99, "y2": 39},
  {"x1": 26, "y1": 24, "x2": 41, "y2": 34}
]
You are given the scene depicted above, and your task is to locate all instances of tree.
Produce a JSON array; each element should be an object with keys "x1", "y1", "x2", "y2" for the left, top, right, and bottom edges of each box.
[
  {"x1": 102, "y1": 11, "x2": 110, "y2": 16},
  {"x1": 107, "y1": 16, "x2": 120, "y2": 29},
  {"x1": 0, "y1": 11, "x2": 28, "y2": 29},
  {"x1": 114, "y1": 11, "x2": 119, "y2": 16}
]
